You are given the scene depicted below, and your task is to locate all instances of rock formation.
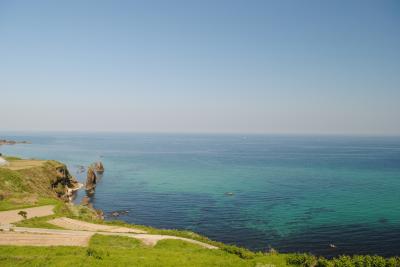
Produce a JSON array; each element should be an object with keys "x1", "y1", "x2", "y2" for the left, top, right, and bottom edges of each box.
[
  {"x1": 51, "y1": 164, "x2": 81, "y2": 201},
  {"x1": 93, "y1": 161, "x2": 104, "y2": 174},
  {"x1": 85, "y1": 167, "x2": 97, "y2": 191},
  {"x1": 81, "y1": 196, "x2": 93, "y2": 209},
  {"x1": 0, "y1": 139, "x2": 30, "y2": 146}
]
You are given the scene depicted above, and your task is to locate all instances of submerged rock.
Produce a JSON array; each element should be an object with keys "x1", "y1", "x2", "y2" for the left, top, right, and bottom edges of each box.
[
  {"x1": 76, "y1": 165, "x2": 86, "y2": 174},
  {"x1": 110, "y1": 210, "x2": 129, "y2": 217},
  {"x1": 81, "y1": 196, "x2": 91, "y2": 206},
  {"x1": 96, "y1": 209, "x2": 104, "y2": 220}
]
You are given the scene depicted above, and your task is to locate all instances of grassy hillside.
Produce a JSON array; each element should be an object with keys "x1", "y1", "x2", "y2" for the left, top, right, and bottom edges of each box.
[
  {"x1": 0, "y1": 235, "x2": 289, "y2": 267},
  {"x1": 0, "y1": 157, "x2": 80, "y2": 211}
]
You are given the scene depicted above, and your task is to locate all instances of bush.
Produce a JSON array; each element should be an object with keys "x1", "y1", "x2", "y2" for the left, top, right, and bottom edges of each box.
[
  {"x1": 316, "y1": 257, "x2": 333, "y2": 267},
  {"x1": 287, "y1": 253, "x2": 317, "y2": 267},
  {"x1": 333, "y1": 255, "x2": 354, "y2": 267},
  {"x1": 54, "y1": 183, "x2": 65, "y2": 196},
  {"x1": 221, "y1": 245, "x2": 255, "y2": 259},
  {"x1": 311, "y1": 255, "x2": 400, "y2": 267},
  {"x1": 18, "y1": 210, "x2": 27, "y2": 219},
  {"x1": 370, "y1": 256, "x2": 386, "y2": 267},
  {"x1": 86, "y1": 248, "x2": 106, "y2": 260},
  {"x1": 385, "y1": 257, "x2": 400, "y2": 267},
  {"x1": 364, "y1": 255, "x2": 373, "y2": 267}
]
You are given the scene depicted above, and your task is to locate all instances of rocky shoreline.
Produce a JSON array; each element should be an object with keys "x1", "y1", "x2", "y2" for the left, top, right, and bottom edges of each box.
[{"x1": 74, "y1": 161, "x2": 106, "y2": 219}]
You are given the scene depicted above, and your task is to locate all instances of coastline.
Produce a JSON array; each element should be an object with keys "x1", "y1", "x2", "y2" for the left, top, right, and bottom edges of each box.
[{"x1": 1, "y1": 153, "x2": 400, "y2": 266}]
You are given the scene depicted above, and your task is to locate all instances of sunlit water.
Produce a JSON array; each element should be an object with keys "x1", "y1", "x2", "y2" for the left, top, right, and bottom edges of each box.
[{"x1": 1, "y1": 132, "x2": 400, "y2": 257}]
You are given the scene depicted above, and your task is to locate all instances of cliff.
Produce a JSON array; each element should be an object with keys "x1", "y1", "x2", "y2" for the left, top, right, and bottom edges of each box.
[{"x1": 0, "y1": 158, "x2": 80, "y2": 209}]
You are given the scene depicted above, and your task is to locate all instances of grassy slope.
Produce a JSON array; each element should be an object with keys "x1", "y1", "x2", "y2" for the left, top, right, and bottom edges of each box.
[
  {"x1": 0, "y1": 158, "x2": 68, "y2": 210},
  {"x1": 0, "y1": 235, "x2": 290, "y2": 267}
]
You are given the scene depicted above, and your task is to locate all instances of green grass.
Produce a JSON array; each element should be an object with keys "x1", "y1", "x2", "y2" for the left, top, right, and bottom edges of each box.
[
  {"x1": 2, "y1": 156, "x2": 22, "y2": 161},
  {"x1": 0, "y1": 168, "x2": 27, "y2": 193},
  {"x1": 89, "y1": 234, "x2": 143, "y2": 249},
  {"x1": 14, "y1": 215, "x2": 65, "y2": 229},
  {"x1": 0, "y1": 235, "x2": 291, "y2": 267},
  {"x1": 0, "y1": 197, "x2": 59, "y2": 211},
  {"x1": 14, "y1": 199, "x2": 97, "y2": 229}
]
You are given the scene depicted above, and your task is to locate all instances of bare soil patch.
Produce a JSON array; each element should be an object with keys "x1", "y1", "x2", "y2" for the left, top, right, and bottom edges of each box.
[
  {"x1": 48, "y1": 217, "x2": 147, "y2": 233},
  {"x1": 3, "y1": 160, "x2": 46, "y2": 171},
  {"x1": 0, "y1": 205, "x2": 55, "y2": 224},
  {"x1": 0, "y1": 231, "x2": 92, "y2": 247}
]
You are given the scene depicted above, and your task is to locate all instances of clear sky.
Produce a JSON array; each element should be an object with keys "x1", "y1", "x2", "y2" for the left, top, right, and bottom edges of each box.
[{"x1": 1, "y1": 0, "x2": 399, "y2": 135}]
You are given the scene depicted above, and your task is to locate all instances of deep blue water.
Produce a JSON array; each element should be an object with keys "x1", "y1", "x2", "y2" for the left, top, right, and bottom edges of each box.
[{"x1": 1, "y1": 132, "x2": 400, "y2": 257}]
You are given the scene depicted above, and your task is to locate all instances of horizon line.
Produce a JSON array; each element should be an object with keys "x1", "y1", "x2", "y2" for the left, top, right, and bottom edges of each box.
[{"x1": 1, "y1": 130, "x2": 400, "y2": 138}]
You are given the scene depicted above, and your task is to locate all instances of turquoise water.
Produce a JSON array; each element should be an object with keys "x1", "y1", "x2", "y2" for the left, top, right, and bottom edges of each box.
[{"x1": 1, "y1": 133, "x2": 400, "y2": 257}]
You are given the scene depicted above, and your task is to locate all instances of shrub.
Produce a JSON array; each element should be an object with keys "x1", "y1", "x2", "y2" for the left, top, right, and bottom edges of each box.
[
  {"x1": 221, "y1": 245, "x2": 255, "y2": 259},
  {"x1": 364, "y1": 255, "x2": 373, "y2": 267},
  {"x1": 17, "y1": 210, "x2": 27, "y2": 219},
  {"x1": 385, "y1": 258, "x2": 397, "y2": 267},
  {"x1": 352, "y1": 255, "x2": 365, "y2": 267},
  {"x1": 370, "y1": 256, "x2": 386, "y2": 267},
  {"x1": 316, "y1": 257, "x2": 333, "y2": 267},
  {"x1": 86, "y1": 248, "x2": 105, "y2": 260},
  {"x1": 54, "y1": 183, "x2": 64, "y2": 196},
  {"x1": 287, "y1": 253, "x2": 317, "y2": 267},
  {"x1": 333, "y1": 255, "x2": 354, "y2": 267}
]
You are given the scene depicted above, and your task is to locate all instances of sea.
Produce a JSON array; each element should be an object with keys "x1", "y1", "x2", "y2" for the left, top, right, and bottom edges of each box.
[{"x1": 1, "y1": 132, "x2": 400, "y2": 257}]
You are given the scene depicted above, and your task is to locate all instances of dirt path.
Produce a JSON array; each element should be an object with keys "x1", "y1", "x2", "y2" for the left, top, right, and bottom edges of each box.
[
  {"x1": 48, "y1": 217, "x2": 147, "y2": 233},
  {"x1": 0, "y1": 205, "x2": 55, "y2": 224},
  {"x1": 102, "y1": 233, "x2": 219, "y2": 249},
  {"x1": 0, "y1": 207, "x2": 217, "y2": 249},
  {"x1": 0, "y1": 231, "x2": 92, "y2": 247},
  {"x1": 1, "y1": 226, "x2": 218, "y2": 249}
]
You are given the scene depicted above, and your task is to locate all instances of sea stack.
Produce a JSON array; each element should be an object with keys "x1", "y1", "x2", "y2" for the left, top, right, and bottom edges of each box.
[
  {"x1": 94, "y1": 161, "x2": 104, "y2": 174},
  {"x1": 85, "y1": 167, "x2": 97, "y2": 191}
]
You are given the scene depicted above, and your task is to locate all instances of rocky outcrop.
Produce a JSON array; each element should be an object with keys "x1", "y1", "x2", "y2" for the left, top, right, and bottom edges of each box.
[
  {"x1": 0, "y1": 140, "x2": 30, "y2": 146},
  {"x1": 93, "y1": 161, "x2": 104, "y2": 174},
  {"x1": 51, "y1": 163, "x2": 81, "y2": 201},
  {"x1": 85, "y1": 167, "x2": 97, "y2": 192},
  {"x1": 109, "y1": 210, "x2": 129, "y2": 218}
]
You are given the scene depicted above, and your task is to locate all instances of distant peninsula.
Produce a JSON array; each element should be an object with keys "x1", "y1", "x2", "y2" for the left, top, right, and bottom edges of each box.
[{"x1": 0, "y1": 139, "x2": 30, "y2": 146}]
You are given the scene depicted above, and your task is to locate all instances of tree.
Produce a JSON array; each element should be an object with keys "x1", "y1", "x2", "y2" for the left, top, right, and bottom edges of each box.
[{"x1": 18, "y1": 210, "x2": 27, "y2": 219}]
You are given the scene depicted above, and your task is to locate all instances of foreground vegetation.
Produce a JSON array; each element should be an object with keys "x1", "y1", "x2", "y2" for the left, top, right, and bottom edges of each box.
[
  {"x1": 0, "y1": 235, "x2": 290, "y2": 267},
  {"x1": 286, "y1": 253, "x2": 400, "y2": 267}
]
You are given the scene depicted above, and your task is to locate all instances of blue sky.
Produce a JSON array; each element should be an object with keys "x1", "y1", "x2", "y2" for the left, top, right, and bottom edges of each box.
[{"x1": 1, "y1": 0, "x2": 399, "y2": 134}]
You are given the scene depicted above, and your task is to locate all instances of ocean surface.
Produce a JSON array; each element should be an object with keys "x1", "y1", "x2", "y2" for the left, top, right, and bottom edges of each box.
[{"x1": 1, "y1": 132, "x2": 400, "y2": 257}]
